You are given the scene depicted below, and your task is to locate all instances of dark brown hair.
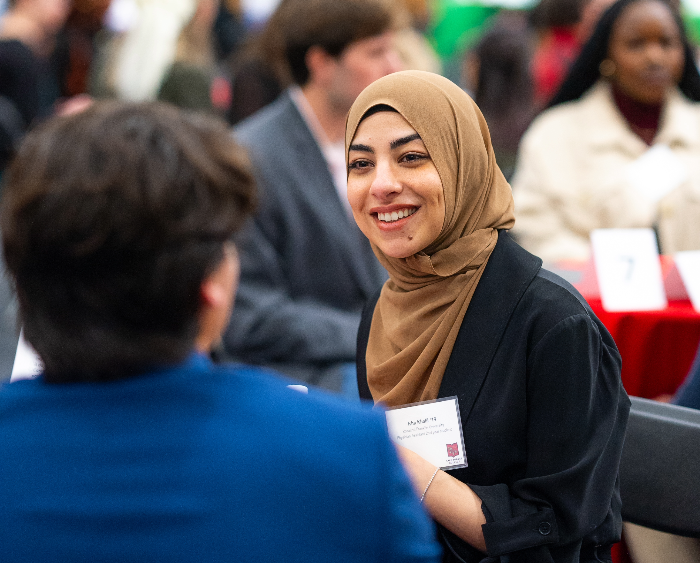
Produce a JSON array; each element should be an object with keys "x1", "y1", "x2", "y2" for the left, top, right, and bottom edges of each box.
[
  {"x1": 1, "y1": 102, "x2": 256, "y2": 382},
  {"x1": 283, "y1": 0, "x2": 396, "y2": 86},
  {"x1": 529, "y1": 0, "x2": 584, "y2": 29}
]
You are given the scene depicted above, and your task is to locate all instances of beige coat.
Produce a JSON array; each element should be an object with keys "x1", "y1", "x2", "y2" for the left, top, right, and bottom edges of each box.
[{"x1": 511, "y1": 80, "x2": 700, "y2": 262}]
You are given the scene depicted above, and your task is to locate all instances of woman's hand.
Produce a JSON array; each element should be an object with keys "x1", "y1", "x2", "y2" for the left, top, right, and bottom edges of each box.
[{"x1": 394, "y1": 443, "x2": 488, "y2": 553}]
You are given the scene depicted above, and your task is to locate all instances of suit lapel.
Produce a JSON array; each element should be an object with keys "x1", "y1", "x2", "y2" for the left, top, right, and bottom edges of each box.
[
  {"x1": 438, "y1": 231, "x2": 542, "y2": 423},
  {"x1": 282, "y1": 95, "x2": 386, "y2": 297}
]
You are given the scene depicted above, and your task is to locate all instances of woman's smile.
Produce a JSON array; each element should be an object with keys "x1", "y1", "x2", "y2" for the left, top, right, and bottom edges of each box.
[{"x1": 373, "y1": 205, "x2": 418, "y2": 226}]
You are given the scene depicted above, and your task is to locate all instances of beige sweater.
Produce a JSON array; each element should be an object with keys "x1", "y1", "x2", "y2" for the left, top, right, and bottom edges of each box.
[{"x1": 511, "y1": 80, "x2": 700, "y2": 262}]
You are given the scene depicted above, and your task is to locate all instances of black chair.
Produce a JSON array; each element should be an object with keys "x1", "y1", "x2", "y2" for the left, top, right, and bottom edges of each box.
[{"x1": 620, "y1": 396, "x2": 700, "y2": 538}]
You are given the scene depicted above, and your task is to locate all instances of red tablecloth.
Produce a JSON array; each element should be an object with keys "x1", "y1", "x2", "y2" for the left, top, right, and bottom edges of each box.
[{"x1": 586, "y1": 299, "x2": 700, "y2": 399}]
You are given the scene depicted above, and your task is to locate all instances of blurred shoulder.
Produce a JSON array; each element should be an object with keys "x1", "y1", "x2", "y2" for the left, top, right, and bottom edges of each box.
[
  {"x1": 667, "y1": 87, "x2": 700, "y2": 129},
  {"x1": 234, "y1": 91, "x2": 296, "y2": 147},
  {"x1": 523, "y1": 102, "x2": 583, "y2": 142},
  {"x1": 215, "y1": 362, "x2": 386, "y2": 436},
  {"x1": 523, "y1": 82, "x2": 610, "y2": 144}
]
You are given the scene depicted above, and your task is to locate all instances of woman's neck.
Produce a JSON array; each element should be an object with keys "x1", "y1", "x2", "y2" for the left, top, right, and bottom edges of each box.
[{"x1": 611, "y1": 85, "x2": 664, "y2": 146}]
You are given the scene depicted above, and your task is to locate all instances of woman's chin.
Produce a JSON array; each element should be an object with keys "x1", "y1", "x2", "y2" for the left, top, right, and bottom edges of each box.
[{"x1": 374, "y1": 240, "x2": 422, "y2": 259}]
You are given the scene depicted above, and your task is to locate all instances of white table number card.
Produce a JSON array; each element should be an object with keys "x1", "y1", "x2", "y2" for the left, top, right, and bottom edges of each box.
[
  {"x1": 11, "y1": 330, "x2": 43, "y2": 382},
  {"x1": 590, "y1": 229, "x2": 667, "y2": 312},
  {"x1": 384, "y1": 396, "x2": 467, "y2": 470},
  {"x1": 674, "y1": 251, "x2": 700, "y2": 313}
]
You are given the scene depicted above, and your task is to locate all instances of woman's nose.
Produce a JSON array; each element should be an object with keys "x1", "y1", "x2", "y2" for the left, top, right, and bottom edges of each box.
[
  {"x1": 369, "y1": 161, "x2": 402, "y2": 199},
  {"x1": 645, "y1": 42, "x2": 667, "y2": 65}
]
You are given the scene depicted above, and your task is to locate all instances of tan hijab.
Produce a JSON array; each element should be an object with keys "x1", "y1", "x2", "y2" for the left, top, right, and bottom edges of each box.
[{"x1": 345, "y1": 71, "x2": 515, "y2": 407}]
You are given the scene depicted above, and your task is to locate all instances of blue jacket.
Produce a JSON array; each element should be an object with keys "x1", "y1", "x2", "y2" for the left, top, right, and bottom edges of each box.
[{"x1": 0, "y1": 354, "x2": 440, "y2": 562}]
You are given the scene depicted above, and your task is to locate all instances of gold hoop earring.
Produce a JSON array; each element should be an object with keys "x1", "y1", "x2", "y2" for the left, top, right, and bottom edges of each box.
[{"x1": 599, "y1": 59, "x2": 616, "y2": 78}]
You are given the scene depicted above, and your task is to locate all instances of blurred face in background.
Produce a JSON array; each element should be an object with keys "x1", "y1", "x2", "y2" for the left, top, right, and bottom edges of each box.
[
  {"x1": 607, "y1": 0, "x2": 684, "y2": 104},
  {"x1": 327, "y1": 32, "x2": 403, "y2": 114}
]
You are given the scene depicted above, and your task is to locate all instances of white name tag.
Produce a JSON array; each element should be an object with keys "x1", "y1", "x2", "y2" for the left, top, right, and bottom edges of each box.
[{"x1": 385, "y1": 396, "x2": 467, "y2": 470}]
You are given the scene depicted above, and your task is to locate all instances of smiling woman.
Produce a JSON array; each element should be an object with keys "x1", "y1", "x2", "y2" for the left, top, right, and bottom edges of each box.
[
  {"x1": 347, "y1": 71, "x2": 630, "y2": 563},
  {"x1": 348, "y1": 109, "x2": 445, "y2": 258}
]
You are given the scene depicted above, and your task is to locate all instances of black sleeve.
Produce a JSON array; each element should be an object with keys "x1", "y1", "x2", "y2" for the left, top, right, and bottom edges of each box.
[{"x1": 470, "y1": 314, "x2": 629, "y2": 560}]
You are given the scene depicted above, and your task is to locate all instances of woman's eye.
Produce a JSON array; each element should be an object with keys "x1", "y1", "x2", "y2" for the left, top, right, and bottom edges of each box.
[
  {"x1": 401, "y1": 153, "x2": 428, "y2": 164},
  {"x1": 348, "y1": 159, "x2": 372, "y2": 172},
  {"x1": 660, "y1": 36, "x2": 680, "y2": 49}
]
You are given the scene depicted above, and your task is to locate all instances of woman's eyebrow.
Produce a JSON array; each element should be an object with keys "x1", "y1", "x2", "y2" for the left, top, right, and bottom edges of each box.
[
  {"x1": 349, "y1": 133, "x2": 422, "y2": 154},
  {"x1": 349, "y1": 143, "x2": 373, "y2": 153},
  {"x1": 390, "y1": 133, "x2": 421, "y2": 150}
]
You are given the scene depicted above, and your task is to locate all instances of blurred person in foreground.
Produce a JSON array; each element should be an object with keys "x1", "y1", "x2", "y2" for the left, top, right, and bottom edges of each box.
[
  {"x1": 0, "y1": 102, "x2": 441, "y2": 563},
  {"x1": 512, "y1": 0, "x2": 700, "y2": 263},
  {"x1": 222, "y1": 0, "x2": 403, "y2": 394}
]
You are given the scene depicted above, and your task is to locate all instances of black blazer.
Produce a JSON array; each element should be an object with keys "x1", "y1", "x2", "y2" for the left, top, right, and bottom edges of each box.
[{"x1": 358, "y1": 232, "x2": 630, "y2": 563}]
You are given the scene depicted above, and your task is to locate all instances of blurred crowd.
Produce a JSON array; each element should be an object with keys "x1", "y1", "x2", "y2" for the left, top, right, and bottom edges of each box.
[
  {"x1": 0, "y1": 0, "x2": 693, "y2": 170},
  {"x1": 0, "y1": 0, "x2": 698, "y2": 177},
  {"x1": 2, "y1": 0, "x2": 700, "y2": 396},
  {"x1": 0, "y1": 0, "x2": 431, "y2": 170},
  {"x1": 0, "y1": 0, "x2": 700, "y2": 561}
]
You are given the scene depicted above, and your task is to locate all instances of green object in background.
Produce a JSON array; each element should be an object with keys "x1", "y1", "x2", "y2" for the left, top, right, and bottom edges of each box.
[
  {"x1": 684, "y1": 13, "x2": 700, "y2": 46},
  {"x1": 429, "y1": 1, "x2": 499, "y2": 60},
  {"x1": 429, "y1": 0, "x2": 700, "y2": 66},
  {"x1": 681, "y1": 0, "x2": 700, "y2": 43},
  {"x1": 428, "y1": 0, "x2": 537, "y2": 61}
]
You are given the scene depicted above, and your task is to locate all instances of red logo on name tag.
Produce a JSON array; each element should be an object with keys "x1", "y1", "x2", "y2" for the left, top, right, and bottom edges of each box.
[{"x1": 446, "y1": 443, "x2": 459, "y2": 458}]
